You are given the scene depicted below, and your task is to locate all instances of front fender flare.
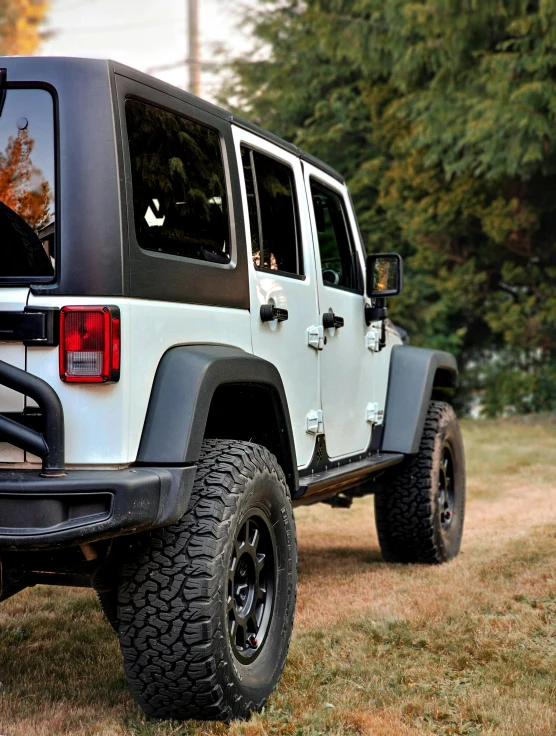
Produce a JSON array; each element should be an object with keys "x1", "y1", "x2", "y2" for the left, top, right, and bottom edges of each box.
[{"x1": 381, "y1": 345, "x2": 458, "y2": 455}]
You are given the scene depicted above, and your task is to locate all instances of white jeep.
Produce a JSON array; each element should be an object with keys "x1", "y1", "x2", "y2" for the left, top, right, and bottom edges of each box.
[{"x1": 0, "y1": 57, "x2": 465, "y2": 721}]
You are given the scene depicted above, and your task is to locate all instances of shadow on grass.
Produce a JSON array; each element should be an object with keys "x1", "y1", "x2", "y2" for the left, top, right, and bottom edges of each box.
[
  {"x1": 0, "y1": 589, "x2": 131, "y2": 718},
  {"x1": 298, "y1": 546, "x2": 384, "y2": 579}
]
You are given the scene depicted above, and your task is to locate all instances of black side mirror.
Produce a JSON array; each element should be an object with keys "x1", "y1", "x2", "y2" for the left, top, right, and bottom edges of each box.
[{"x1": 366, "y1": 253, "x2": 403, "y2": 298}]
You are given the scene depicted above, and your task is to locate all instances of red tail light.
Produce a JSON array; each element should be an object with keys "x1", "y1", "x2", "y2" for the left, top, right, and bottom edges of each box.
[{"x1": 59, "y1": 306, "x2": 120, "y2": 383}]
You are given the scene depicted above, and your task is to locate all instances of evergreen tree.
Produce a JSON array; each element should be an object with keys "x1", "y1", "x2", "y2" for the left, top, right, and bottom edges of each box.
[{"x1": 221, "y1": 0, "x2": 556, "y2": 415}]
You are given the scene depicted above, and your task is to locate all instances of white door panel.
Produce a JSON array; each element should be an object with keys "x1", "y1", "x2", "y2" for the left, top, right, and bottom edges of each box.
[
  {"x1": 232, "y1": 127, "x2": 320, "y2": 469},
  {"x1": 319, "y1": 292, "x2": 373, "y2": 458},
  {"x1": 303, "y1": 163, "x2": 375, "y2": 460}
]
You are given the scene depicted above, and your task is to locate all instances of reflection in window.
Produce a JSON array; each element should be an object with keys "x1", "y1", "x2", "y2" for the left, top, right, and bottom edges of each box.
[
  {"x1": 241, "y1": 146, "x2": 303, "y2": 276},
  {"x1": 126, "y1": 99, "x2": 230, "y2": 264},
  {"x1": 310, "y1": 179, "x2": 360, "y2": 292},
  {"x1": 0, "y1": 89, "x2": 55, "y2": 277}
]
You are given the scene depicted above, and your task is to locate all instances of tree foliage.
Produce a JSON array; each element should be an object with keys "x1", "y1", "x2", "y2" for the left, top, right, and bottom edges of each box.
[
  {"x1": 0, "y1": 0, "x2": 49, "y2": 56},
  {"x1": 0, "y1": 130, "x2": 51, "y2": 231},
  {"x1": 221, "y1": 0, "x2": 556, "y2": 415}
]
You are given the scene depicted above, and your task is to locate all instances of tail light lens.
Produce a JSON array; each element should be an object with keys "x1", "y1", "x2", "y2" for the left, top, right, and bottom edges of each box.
[{"x1": 60, "y1": 306, "x2": 120, "y2": 383}]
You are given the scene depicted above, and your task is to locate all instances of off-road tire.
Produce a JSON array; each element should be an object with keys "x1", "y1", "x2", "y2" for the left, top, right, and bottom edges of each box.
[
  {"x1": 375, "y1": 401, "x2": 465, "y2": 564},
  {"x1": 118, "y1": 439, "x2": 297, "y2": 721}
]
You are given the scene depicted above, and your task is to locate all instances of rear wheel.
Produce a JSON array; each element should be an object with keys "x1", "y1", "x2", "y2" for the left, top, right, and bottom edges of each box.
[
  {"x1": 118, "y1": 439, "x2": 297, "y2": 721},
  {"x1": 375, "y1": 401, "x2": 465, "y2": 563}
]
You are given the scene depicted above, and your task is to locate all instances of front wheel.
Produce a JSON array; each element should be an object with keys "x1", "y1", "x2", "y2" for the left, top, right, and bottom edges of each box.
[
  {"x1": 375, "y1": 401, "x2": 465, "y2": 564},
  {"x1": 118, "y1": 439, "x2": 297, "y2": 721}
]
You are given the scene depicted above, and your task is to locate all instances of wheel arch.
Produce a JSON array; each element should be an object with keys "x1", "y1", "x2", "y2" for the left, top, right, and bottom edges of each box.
[
  {"x1": 381, "y1": 345, "x2": 458, "y2": 455},
  {"x1": 136, "y1": 345, "x2": 298, "y2": 491}
]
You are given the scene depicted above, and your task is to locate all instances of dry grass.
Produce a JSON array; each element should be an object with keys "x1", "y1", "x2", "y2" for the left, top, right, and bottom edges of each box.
[{"x1": 1, "y1": 417, "x2": 556, "y2": 735}]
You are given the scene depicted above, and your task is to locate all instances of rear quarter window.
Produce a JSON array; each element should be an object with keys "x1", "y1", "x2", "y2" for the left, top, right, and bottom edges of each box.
[
  {"x1": 125, "y1": 99, "x2": 231, "y2": 265},
  {"x1": 0, "y1": 88, "x2": 55, "y2": 279}
]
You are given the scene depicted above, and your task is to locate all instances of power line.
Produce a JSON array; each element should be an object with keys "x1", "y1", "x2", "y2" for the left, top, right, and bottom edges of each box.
[
  {"x1": 50, "y1": 18, "x2": 183, "y2": 35},
  {"x1": 54, "y1": 0, "x2": 101, "y2": 11},
  {"x1": 147, "y1": 58, "x2": 221, "y2": 74}
]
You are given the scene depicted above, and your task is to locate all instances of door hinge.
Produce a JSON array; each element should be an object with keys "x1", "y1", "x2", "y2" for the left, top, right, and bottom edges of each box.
[
  {"x1": 366, "y1": 402, "x2": 384, "y2": 425},
  {"x1": 366, "y1": 326, "x2": 381, "y2": 352},
  {"x1": 0, "y1": 308, "x2": 59, "y2": 347},
  {"x1": 307, "y1": 325, "x2": 325, "y2": 350},
  {"x1": 306, "y1": 409, "x2": 324, "y2": 435}
]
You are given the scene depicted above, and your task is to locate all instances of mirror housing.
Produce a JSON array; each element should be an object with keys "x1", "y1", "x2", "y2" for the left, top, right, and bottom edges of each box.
[{"x1": 366, "y1": 253, "x2": 403, "y2": 298}]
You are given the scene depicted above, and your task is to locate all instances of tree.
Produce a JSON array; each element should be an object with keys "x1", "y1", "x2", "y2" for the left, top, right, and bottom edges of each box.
[
  {"x1": 0, "y1": 0, "x2": 49, "y2": 56},
  {"x1": 0, "y1": 130, "x2": 52, "y2": 231},
  {"x1": 221, "y1": 0, "x2": 556, "y2": 415}
]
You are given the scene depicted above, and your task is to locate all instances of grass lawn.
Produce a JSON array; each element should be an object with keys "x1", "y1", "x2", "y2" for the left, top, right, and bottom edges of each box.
[{"x1": 1, "y1": 417, "x2": 555, "y2": 735}]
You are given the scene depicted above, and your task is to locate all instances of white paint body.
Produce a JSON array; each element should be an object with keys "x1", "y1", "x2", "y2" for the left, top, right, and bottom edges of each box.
[{"x1": 0, "y1": 127, "x2": 401, "y2": 470}]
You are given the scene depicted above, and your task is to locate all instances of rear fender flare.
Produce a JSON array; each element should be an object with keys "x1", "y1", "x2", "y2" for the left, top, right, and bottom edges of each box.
[{"x1": 136, "y1": 345, "x2": 298, "y2": 490}]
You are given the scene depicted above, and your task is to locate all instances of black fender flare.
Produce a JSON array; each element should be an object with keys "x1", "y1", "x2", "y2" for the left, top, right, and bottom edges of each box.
[
  {"x1": 381, "y1": 345, "x2": 458, "y2": 455},
  {"x1": 136, "y1": 345, "x2": 298, "y2": 490}
]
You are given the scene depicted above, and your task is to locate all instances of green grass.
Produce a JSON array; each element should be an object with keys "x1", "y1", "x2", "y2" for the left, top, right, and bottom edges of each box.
[{"x1": 1, "y1": 417, "x2": 556, "y2": 735}]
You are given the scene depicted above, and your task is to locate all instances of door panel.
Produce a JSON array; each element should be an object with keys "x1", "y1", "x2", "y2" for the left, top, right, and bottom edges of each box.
[
  {"x1": 303, "y1": 163, "x2": 374, "y2": 460},
  {"x1": 233, "y1": 127, "x2": 320, "y2": 469}
]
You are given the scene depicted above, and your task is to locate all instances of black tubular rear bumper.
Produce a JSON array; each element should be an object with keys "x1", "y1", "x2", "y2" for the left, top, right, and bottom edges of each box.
[
  {"x1": 0, "y1": 359, "x2": 196, "y2": 550},
  {"x1": 0, "y1": 466, "x2": 196, "y2": 550}
]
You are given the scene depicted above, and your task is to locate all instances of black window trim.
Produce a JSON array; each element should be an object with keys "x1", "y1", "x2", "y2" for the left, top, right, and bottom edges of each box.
[
  {"x1": 309, "y1": 174, "x2": 364, "y2": 296},
  {"x1": 124, "y1": 94, "x2": 237, "y2": 272},
  {"x1": 241, "y1": 142, "x2": 306, "y2": 282},
  {"x1": 0, "y1": 81, "x2": 59, "y2": 285}
]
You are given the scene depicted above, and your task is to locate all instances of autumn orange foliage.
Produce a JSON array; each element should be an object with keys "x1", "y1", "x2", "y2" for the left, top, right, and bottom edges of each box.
[
  {"x1": 0, "y1": 130, "x2": 52, "y2": 230},
  {"x1": 0, "y1": 0, "x2": 49, "y2": 56}
]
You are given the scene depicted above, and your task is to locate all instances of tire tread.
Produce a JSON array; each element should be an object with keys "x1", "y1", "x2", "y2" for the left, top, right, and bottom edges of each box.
[{"x1": 118, "y1": 439, "x2": 294, "y2": 721}]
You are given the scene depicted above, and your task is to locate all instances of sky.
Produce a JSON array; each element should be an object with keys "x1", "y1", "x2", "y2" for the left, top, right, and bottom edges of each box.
[{"x1": 40, "y1": 0, "x2": 250, "y2": 103}]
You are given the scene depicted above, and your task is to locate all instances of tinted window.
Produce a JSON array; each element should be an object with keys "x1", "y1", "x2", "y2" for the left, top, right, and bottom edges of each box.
[
  {"x1": 310, "y1": 179, "x2": 360, "y2": 292},
  {"x1": 0, "y1": 88, "x2": 55, "y2": 278},
  {"x1": 126, "y1": 99, "x2": 230, "y2": 264},
  {"x1": 241, "y1": 146, "x2": 303, "y2": 276}
]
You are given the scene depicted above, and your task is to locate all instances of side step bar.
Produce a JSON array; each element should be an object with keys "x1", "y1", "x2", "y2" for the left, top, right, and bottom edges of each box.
[{"x1": 294, "y1": 452, "x2": 404, "y2": 506}]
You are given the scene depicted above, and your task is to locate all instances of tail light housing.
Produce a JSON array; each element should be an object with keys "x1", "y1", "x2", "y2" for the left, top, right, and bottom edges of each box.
[{"x1": 59, "y1": 306, "x2": 120, "y2": 383}]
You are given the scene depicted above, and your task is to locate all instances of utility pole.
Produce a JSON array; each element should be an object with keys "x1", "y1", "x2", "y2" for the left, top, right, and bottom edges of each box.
[{"x1": 188, "y1": 0, "x2": 200, "y2": 96}]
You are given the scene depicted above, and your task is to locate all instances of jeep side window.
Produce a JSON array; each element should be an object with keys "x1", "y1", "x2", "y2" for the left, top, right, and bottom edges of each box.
[
  {"x1": 125, "y1": 99, "x2": 230, "y2": 265},
  {"x1": 241, "y1": 146, "x2": 303, "y2": 276},
  {"x1": 0, "y1": 88, "x2": 55, "y2": 279},
  {"x1": 310, "y1": 179, "x2": 360, "y2": 292}
]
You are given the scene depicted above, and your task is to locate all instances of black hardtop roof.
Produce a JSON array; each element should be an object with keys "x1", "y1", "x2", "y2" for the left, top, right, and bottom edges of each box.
[
  {"x1": 111, "y1": 60, "x2": 345, "y2": 184},
  {"x1": 0, "y1": 56, "x2": 345, "y2": 184}
]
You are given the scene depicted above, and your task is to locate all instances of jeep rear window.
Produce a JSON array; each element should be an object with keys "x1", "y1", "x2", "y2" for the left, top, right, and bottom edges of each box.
[
  {"x1": 125, "y1": 99, "x2": 231, "y2": 265},
  {"x1": 0, "y1": 88, "x2": 55, "y2": 279}
]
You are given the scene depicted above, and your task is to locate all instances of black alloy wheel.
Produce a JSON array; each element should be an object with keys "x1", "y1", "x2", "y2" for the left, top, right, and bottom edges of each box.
[
  {"x1": 228, "y1": 510, "x2": 276, "y2": 663},
  {"x1": 438, "y1": 441, "x2": 455, "y2": 531}
]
